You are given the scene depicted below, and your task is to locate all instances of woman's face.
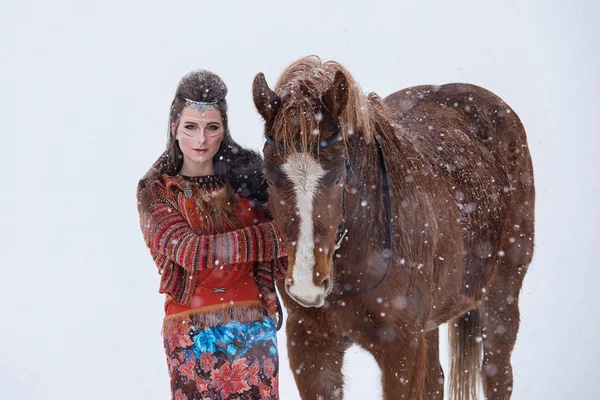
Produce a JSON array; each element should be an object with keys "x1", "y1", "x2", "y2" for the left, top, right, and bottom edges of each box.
[{"x1": 173, "y1": 106, "x2": 224, "y2": 167}]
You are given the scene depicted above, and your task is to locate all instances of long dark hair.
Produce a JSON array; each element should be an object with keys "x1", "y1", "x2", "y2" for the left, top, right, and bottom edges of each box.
[{"x1": 149, "y1": 69, "x2": 268, "y2": 203}]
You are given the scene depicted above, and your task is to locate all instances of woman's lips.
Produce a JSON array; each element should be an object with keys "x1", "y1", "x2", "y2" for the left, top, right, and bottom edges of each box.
[{"x1": 193, "y1": 148, "x2": 208, "y2": 153}]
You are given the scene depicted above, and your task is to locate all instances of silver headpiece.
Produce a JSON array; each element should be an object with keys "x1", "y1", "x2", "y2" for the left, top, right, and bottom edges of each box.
[{"x1": 184, "y1": 98, "x2": 218, "y2": 112}]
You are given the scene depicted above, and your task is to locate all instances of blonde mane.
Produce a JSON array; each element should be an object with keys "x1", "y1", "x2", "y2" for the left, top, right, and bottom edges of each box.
[{"x1": 272, "y1": 56, "x2": 385, "y2": 152}]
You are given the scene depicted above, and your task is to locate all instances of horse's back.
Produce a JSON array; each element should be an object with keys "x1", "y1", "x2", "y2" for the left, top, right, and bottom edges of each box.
[
  {"x1": 384, "y1": 83, "x2": 505, "y2": 118},
  {"x1": 383, "y1": 82, "x2": 533, "y2": 192},
  {"x1": 384, "y1": 83, "x2": 531, "y2": 166}
]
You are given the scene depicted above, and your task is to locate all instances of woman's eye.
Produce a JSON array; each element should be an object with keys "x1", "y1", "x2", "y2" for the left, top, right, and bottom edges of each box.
[
  {"x1": 208, "y1": 125, "x2": 219, "y2": 131},
  {"x1": 184, "y1": 125, "x2": 196, "y2": 130}
]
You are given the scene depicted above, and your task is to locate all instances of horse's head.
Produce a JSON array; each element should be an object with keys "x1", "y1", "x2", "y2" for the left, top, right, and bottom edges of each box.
[{"x1": 252, "y1": 59, "x2": 359, "y2": 307}]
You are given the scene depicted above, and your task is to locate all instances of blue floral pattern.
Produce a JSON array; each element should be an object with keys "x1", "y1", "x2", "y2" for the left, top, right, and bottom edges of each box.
[{"x1": 190, "y1": 317, "x2": 277, "y2": 361}]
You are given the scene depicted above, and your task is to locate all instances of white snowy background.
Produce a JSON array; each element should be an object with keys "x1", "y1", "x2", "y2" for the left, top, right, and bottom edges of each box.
[{"x1": 4, "y1": 0, "x2": 599, "y2": 398}]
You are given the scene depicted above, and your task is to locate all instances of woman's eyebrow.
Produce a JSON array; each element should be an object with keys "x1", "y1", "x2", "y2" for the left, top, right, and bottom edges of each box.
[{"x1": 182, "y1": 118, "x2": 221, "y2": 125}]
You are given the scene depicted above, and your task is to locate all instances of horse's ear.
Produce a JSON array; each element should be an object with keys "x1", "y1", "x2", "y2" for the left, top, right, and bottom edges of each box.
[
  {"x1": 253, "y1": 73, "x2": 280, "y2": 125},
  {"x1": 322, "y1": 71, "x2": 348, "y2": 118}
]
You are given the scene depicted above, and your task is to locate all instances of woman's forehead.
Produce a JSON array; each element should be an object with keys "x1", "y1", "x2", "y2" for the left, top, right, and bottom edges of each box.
[{"x1": 180, "y1": 106, "x2": 222, "y2": 122}]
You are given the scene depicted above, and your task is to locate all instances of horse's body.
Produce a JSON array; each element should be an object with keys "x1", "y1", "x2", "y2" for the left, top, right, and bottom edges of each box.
[{"x1": 253, "y1": 58, "x2": 534, "y2": 400}]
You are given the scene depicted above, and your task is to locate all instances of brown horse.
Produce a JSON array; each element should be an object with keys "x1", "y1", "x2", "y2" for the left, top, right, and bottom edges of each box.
[{"x1": 253, "y1": 56, "x2": 534, "y2": 400}]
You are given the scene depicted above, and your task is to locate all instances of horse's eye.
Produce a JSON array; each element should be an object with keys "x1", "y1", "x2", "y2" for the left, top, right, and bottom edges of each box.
[
  {"x1": 265, "y1": 175, "x2": 274, "y2": 186},
  {"x1": 335, "y1": 175, "x2": 344, "y2": 185}
]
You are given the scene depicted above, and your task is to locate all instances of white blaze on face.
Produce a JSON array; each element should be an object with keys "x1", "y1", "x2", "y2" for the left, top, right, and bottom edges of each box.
[{"x1": 281, "y1": 153, "x2": 327, "y2": 301}]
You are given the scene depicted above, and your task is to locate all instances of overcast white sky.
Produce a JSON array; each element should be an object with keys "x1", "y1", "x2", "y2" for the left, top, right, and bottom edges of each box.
[{"x1": 4, "y1": 0, "x2": 600, "y2": 398}]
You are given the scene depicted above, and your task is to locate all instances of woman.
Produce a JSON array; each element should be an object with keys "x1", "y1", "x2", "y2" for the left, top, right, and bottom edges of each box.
[{"x1": 136, "y1": 70, "x2": 287, "y2": 399}]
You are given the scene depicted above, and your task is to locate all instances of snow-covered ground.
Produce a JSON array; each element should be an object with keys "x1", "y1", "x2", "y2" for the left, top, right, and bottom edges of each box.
[{"x1": 4, "y1": 0, "x2": 599, "y2": 398}]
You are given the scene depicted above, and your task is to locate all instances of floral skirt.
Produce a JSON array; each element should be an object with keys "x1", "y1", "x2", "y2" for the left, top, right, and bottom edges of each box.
[{"x1": 162, "y1": 302, "x2": 279, "y2": 400}]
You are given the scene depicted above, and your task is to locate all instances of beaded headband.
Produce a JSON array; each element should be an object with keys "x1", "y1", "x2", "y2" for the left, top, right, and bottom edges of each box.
[{"x1": 184, "y1": 98, "x2": 219, "y2": 112}]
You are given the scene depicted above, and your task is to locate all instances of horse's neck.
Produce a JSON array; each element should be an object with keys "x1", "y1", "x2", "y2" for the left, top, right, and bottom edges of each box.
[
  {"x1": 342, "y1": 128, "x2": 413, "y2": 255},
  {"x1": 343, "y1": 135, "x2": 387, "y2": 253}
]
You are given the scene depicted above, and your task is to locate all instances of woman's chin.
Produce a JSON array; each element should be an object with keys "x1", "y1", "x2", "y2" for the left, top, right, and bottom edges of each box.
[{"x1": 184, "y1": 153, "x2": 210, "y2": 163}]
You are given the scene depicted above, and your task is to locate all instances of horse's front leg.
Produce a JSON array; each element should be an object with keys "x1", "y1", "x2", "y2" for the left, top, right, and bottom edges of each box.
[
  {"x1": 286, "y1": 312, "x2": 350, "y2": 400},
  {"x1": 359, "y1": 328, "x2": 428, "y2": 400},
  {"x1": 382, "y1": 333, "x2": 427, "y2": 400}
]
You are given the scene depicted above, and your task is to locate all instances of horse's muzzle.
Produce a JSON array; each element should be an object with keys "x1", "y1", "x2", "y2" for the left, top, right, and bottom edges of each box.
[{"x1": 285, "y1": 276, "x2": 332, "y2": 308}]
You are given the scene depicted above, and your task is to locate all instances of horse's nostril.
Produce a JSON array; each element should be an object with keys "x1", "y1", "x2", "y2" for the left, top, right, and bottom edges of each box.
[{"x1": 322, "y1": 277, "x2": 331, "y2": 292}]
